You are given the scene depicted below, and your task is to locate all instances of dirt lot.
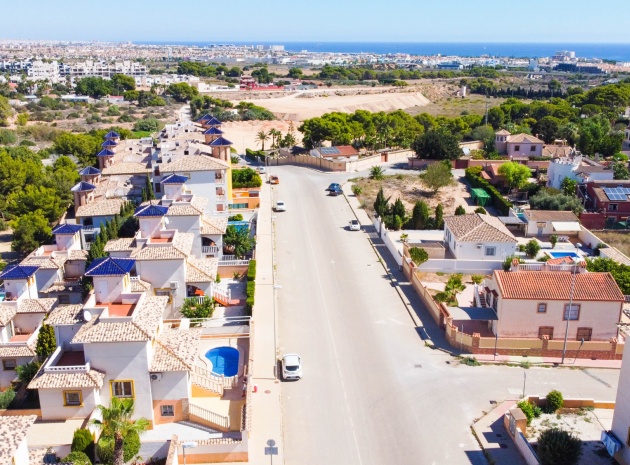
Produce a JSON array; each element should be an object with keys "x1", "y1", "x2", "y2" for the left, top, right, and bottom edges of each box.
[
  {"x1": 221, "y1": 120, "x2": 303, "y2": 154},
  {"x1": 591, "y1": 231, "x2": 630, "y2": 258},
  {"x1": 353, "y1": 173, "x2": 476, "y2": 218}
]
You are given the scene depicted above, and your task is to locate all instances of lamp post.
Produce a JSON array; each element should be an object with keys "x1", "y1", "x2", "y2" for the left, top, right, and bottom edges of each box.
[{"x1": 561, "y1": 264, "x2": 579, "y2": 364}]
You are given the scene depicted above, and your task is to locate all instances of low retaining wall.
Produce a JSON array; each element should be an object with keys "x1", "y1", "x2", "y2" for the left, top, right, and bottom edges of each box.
[
  {"x1": 417, "y1": 258, "x2": 503, "y2": 274},
  {"x1": 270, "y1": 149, "x2": 412, "y2": 172}
]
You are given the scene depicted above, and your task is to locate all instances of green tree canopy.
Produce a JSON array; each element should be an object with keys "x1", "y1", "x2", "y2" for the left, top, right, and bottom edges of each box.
[
  {"x1": 529, "y1": 190, "x2": 584, "y2": 215},
  {"x1": 110, "y1": 74, "x2": 136, "y2": 93},
  {"x1": 224, "y1": 225, "x2": 255, "y2": 258},
  {"x1": 498, "y1": 162, "x2": 532, "y2": 191},
  {"x1": 11, "y1": 211, "x2": 52, "y2": 255},
  {"x1": 421, "y1": 161, "x2": 453, "y2": 193},
  {"x1": 166, "y1": 82, "x2": 199, "y2": 102},
  {"x1": 412, "y1": 127, "x2": 461, "y2": 160}
]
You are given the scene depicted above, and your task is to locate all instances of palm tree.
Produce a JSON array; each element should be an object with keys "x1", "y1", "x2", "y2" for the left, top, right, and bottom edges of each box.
[
  {"x1": 268, "y1": 129, "x2": 282, "y2": 149},
  {"x1": 255, "y1": 131, "x2": 269, "y2": 151},
  {"x1": 91, "y1": 397, "x2": 149, "y2": 465}
]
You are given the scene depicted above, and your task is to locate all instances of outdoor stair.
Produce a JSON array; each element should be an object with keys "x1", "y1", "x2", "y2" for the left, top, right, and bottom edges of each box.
[
  {"x1": 478, "y1": 292, "x2": 487, "y2": 307},
  {"x1": 177, "y1": 420, "x2": 221, "y2": 434}
]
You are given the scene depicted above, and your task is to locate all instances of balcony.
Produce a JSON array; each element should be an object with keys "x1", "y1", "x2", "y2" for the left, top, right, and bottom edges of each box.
[
  {"x1": 216, "y1": 195, "x2": 226, "y2": 202},
  {"x1": 202, "y1": 245, "x2": 220, "y2": 254},
  {"x1": 44, "y1": 347, "x2": 90, "y2": 373}
]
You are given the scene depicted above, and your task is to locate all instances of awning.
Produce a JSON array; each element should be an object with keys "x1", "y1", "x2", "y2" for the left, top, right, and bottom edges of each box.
[
  {"x1": 446, "y1": 306, "x2": 498, "y2": 321},
  {"x1": 552, "y1": 221, "x2": 581, "y2": 232}
]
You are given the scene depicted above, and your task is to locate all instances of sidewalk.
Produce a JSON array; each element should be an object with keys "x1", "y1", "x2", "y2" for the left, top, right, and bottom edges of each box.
[
  {"x1": 473, "y1": 353, "x2": 622, "y2": 369},
  {"x1": 248, "y1": 180, "x2": 284, "y2": 464},
  {"x1": 472, "y1": 400, "x2": 527, "y2": 465}
]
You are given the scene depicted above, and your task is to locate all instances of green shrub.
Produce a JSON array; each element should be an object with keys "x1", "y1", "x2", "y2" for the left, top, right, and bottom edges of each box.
[
  {"x1": 454, "y1": 205, "x2": 466, "y2": 215},
  {"x1": 0, "y1": 388, "x2": 16, "y2": 408},
  {"x1": 351, "y1": 185, "x2": 362, "y2": 196},
  {"x1": 545, "y1": 390, "x2": 564, "y2": 413},
  {"x1": 408, "y1": 247, "x2": 429, "y2": 265},
  {"x1": 517, "y1": 400, "x2": 542, "y2": 425},
  {"x1": 62, "y1": 451, "x2": 91, "y2": 465},
  {"x1": 537, "y1": 428, "x2": 582, "y2": 465},
  {"x1": 460, "y1": 356, "x2": 480, "y2": 366},
  {"x1": 474, "y1": 206, "x2": 486, "y2": 214},
  {"x1": 96, "y1": 429, "x2": 140, "y2": 464},
  {"x1": 245, "y1": 296, "x2": 254, "y2": 315},
  {"x1": 71, "y1": 429, "x2": 95, "y2": 462},
  {"x1": 525, "y1": 239, "x2": 541, "y2": 258},
  {"x1": 471, "y1": 274, "x2": 484, "y2": 284},
  {"x1": 247, "y1": 260, "x2": 256, "y2": 281},
  {"x1": 228, "y1": 214, "x2": 244, "y2": 221}
]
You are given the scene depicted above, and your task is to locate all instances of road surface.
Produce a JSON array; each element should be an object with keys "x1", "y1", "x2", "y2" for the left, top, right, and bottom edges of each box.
[{"x1": 273, "y1": 165, "x2": 620, "y2": 465}]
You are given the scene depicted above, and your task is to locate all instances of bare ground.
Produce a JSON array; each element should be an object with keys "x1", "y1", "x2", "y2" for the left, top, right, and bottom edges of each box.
[{"x1": 591, "y1": 231, "x2": 630, "y2": 258}]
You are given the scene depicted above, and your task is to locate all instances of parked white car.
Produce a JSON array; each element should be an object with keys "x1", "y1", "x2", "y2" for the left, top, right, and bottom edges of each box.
[
  {"x1": 349, "y1": 219, "x2": 361, "y2": 231},
  {"x1": 282, "y1": 354, "x2": 302, "y2": 380},
  {"x1": 258, "y1": 166, "x2": 266, "y2": 174},
  {"x1": 275, "y1": 201, "x2": 286, "y2": 212}
]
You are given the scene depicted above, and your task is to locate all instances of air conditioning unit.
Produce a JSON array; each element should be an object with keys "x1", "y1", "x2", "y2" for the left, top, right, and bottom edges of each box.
[
  {"x1": 169, "y1": 281, "x2": 179, "y2": 290},
  {"x1": 150, "y1": 373, "x2": 162, "y2": 382}
]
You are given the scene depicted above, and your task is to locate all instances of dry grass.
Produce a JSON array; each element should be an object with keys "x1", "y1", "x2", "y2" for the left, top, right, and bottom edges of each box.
[
  {"x1": 592, "y1": 231, "x2": 630, "y2": 258},
  {"x1": 353, "y1": 173, "x2": 474, "y2": 218}
]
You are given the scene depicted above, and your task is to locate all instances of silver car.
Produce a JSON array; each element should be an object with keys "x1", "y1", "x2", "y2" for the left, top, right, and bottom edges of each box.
[
  {"x1": 275, "y1": 201, "x2": 286, "y2": 212},
  {"x1": 349, "y1": 219, "x2": 361, "y2": 231}
]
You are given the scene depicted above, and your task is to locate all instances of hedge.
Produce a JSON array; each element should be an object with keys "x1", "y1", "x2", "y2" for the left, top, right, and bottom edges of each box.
[
  {"x1": 464, "y1": 167, "x2": 512, "y2": 215},
  {"x1": 245, "y1": 280, "x2": 255, "y2": 316},
  {"x1": 245, "y1": 148, "x2": 266, "y2": 162},
  {"x1": 71, "y1": 429, "x2": 95, "y2": 462},
  {"x1": 247, "y1": 260, "x2": 256, "y2": 281}
]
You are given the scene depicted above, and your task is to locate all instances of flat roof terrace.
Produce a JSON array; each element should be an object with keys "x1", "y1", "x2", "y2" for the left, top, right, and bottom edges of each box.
[
  {"x1": 56, "y1": 351, "x2": 85, "y2": 366},
  {"x1": 104, "y1": 303, "x2": 137, "y2": 317}
]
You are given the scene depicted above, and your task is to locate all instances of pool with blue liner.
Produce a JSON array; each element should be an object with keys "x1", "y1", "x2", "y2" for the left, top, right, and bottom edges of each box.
[
  {"x1": 204, "y1": 346, "x2": 239, "y2": 377},
  {"x1": 547, "y1": 251, "x2": 580, "y2": 260}
]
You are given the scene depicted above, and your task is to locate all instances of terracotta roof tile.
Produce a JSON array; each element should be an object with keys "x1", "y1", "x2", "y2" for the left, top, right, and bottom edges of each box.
[
  {"x1": 29, "y1": 369, "x2": 105, "y2": 389},
  {"x1": 132, "y1": 232, "x2": 194, "y2": 260},
  {"x1": 166, "y1": 196, "x2": 208, "y2": 216},
  {"x1": 131, "y1": 278, "x2": 152, "y2": 292},
  {"x1": 524, "y1": 210, "x2": 579, "y2": 222},
  {"x1": 76, "y1": 198, "x2": 125, "y2": 218},
  {"x1": 507, "y1": 133, "x2": 544, "y2": 144},
  {"x1": 163, "y1": 154, "x2": 230, "y2": 172},
  {"x1": 69, "y1": 249, "x2": 89, "y2": 260},
  {"x1": 102, "y1": 161, "x2": 151, "y2": 176},
  {"x1": 20, "y1": 254, "x2": 66, "y2": 270},
  {"x1": 493, "y1": 270, "x2": 624, "y2": 301},
  {"x1": 201, "y1": 216, "x2": 228, "y2": 235},
  {"x1": 0, "y1": 344, "x2": 35, "y2": 357},
  {"x1": 72, "y1": 296, "x2": 167, "y2": 343},
  {"x1": 546, "y1": 256, "x2": 575, "y2": 265},
  {"x1": 150, "y1": 328, "x2": 201, "y2": 372},
  {"x1": 17, "y1": 298, "x2": 56, "y2": 314},
  {"x1": 0, "y1": 415, "x2": 36, "y2": 461},
  {"x1": 445, "y1": 213, "x2": 517, "y2": 243},
  {"x1": 186, "y1": 257, "x2": 218, "y2": 283},
  {"x1": 0, "y1": 306, "x2": 16, "y2": 327},
  {"x1": 47, "y1": 304, "x2": 84, "y2": 325}
]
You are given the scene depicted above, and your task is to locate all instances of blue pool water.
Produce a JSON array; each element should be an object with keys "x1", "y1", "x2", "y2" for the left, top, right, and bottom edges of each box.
[
  {"x1": 548, "y1": 251, "x2": 580, "y2": 259},
  {"x1": 205, "y1": 347, "x2": 239, "y2": 377}
]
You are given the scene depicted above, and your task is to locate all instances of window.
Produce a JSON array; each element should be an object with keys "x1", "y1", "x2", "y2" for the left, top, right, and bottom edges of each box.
[
  {"x1": 537, "y1": 303, "x2": 547, "y2": 313},
  {"x1": 161, "y1": 405, "x2": 175, "y2": 417},
  {"x1": 609, "y1": 204, "x2": 619, "y2": 211},
  {"x1": 576, "y1": 327, "x2": 592, "y2": 342},
  {"x1": 514, "y1": 145, "x2": 520, "y2": 151},
  {"x1": 2, "y1": 359, "x2": 16, "y2": 371},
  {"x1": 563, "y1": 304, "x2": 580, "y2": 321},
  {"x1": 485, "y1": 246, "x2": 496, "y2": 257},
  {"x1": 58, "y1": 294, "x2": 70, "y2": 305},
  {"x1": 154, "y1": 289, "x2": 173, "y2": 304},
  {"x1": 530, "y1": 145, "x2": 536, "y2": 152},
  {"x1": 64, "y1": 390, "x2": 82, "y2": 406},
  {"x1": 111, "y1": 380, "x2": 134, "y2": 398},
  {"x1": 538, "y1": 327, "x2": 554, "y2": 339}
]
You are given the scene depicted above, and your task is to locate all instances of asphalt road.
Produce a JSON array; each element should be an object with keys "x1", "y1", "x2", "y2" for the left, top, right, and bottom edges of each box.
[{"x1": 273, "y1": 165, "x2": 620, "y2": 465}]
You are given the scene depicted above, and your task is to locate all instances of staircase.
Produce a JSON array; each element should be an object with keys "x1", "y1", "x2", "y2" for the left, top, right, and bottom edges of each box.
[
  {"x1": 478, "y1": 292, "x2": 487, "y2": 307},
  {"x1": 191, "y1": 368, "x2": 224, "y2": 396},
  {"x1": 188, "y1": 402, "x2": 230, "y2": 432},
  {"x1": 211, "y1": 283, "x2": 238, "y2": 306}
]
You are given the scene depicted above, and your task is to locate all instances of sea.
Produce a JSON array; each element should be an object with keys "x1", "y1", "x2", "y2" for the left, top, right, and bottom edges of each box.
[{"x1": 138, "y1": 41, "x2": 630, "y2": 62}]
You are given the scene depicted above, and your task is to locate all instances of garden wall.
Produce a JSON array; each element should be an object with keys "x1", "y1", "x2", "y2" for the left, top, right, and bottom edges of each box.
[{"x1": 417, "y1": 258, "x2": 504, "y2": 274}]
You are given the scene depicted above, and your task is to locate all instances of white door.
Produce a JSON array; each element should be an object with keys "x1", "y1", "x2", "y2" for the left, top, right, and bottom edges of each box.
[{"x1": 95, "y1": 280, "x2": 108, "y2": 303}]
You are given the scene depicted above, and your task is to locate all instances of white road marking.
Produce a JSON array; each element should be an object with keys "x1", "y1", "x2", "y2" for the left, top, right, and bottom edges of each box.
[
  {"x1": 508, "y1": 388, "x2": 522, "y2": 395},
  {"x1": 296, "y1": 189, "x2": 365, "y2": 465}
]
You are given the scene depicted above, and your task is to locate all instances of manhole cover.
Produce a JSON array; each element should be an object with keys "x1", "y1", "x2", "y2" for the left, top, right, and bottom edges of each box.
[{"x1": 265, "y1": 390, "x2": 271, "y2": 394}]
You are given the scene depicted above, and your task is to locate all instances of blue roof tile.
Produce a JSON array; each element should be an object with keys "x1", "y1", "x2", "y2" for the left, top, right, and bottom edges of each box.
[
  {"x1": 202, "y1": 127, "x2": 224, "y2": 135},
  {"x1": 209, "y1": 136, "x2": 233, "y2": 147},
  {"x1": 71, "y1": 181, "x2": 96, "y2": 192},
  {"x1": 104, "y1": 131, "x2": 120, "y2": 139},
  {"x1": 101, "y1": 140, "x2": 118, "y2": 148},
  {"x1": 52, "y1": 223, "x2": 83, "y2": 235},
  {"x1": 0, "y1": 264, "x2": 39, "y2": 280},
  {"x1": 85, "y1": 257, "x2": 135, "y2": 277},
  {"x1": 97, "y1": 149, "x2": 115, "y2": 157},
  {"x1": 161, "y1": 174, "x2": 188, "y2": 184},
  {"x1": 79, "y1": 166, "x2": 101, "y2": 175},
  {"x1": 205, "y1": 116, "x2": 222, "y2": 126},
  {"x1": 134, "y1": 205, "x2": 169, "y2": 218}
]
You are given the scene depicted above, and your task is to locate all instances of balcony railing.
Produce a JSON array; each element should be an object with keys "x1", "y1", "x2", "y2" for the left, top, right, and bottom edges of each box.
[
  {"x1": 202, "y1": 245, "x2": 220, "y2": 254},
  {"x1": 44, "y1": 362, "x2": 91, "y2": 373}
]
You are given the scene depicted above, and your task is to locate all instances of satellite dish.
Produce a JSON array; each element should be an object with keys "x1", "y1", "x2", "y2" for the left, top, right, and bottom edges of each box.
[{"x1": 83, "y1": 310, "x2": 92, "y2": 322}]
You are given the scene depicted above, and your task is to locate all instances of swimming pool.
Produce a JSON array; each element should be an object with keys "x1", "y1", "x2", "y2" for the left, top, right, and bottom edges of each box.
[
  {"x1": 547, "y1": 251, "x2": 580, "y2": 259},
  {"x1": 204, "y1": 346, "x2": 239, "y2": 377}
]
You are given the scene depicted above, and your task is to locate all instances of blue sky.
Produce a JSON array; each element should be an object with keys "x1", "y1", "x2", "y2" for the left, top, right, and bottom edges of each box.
[{"x1": 2, "y1": 0, "x2": 628, "y2": 43}]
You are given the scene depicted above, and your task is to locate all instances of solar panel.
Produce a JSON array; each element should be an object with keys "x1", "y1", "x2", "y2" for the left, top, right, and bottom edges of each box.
[{"x1": 319, "y1": 147, "x2": 340, "y2": 155}]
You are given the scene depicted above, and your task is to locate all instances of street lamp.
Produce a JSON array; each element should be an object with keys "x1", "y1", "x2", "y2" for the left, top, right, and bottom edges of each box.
[
  {"x1": 182, "y1": 441, "x2": 196, "y2": 465},
  {"x1": 561, "y1": 264, "x2": 579, "y2": 364}
]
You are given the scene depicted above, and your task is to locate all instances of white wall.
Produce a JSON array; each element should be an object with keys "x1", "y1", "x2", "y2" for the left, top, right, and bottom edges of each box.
[
  {"x1": 139, "y1": 217, "x2": 165, "y2": 239},
  {"x1": 182, "y1": 171, "x2": 224, "y2": 213},
  {"x1": 85, "y1": 341, "x2": 154, "y2": 424},
  {"x1": 5, "y1": 278, "x2": 38, "y2": 300},
  {"x1": 417, "y1": 259, "x2": 504, "y2": 274},
  {"x1": 64, "y1": 260, "x2": 86, "y2": 279},
  {"x1": 55, "y1": 232, "x2": 81, "y2": 251},
  {"x1": 93, "y1": 275, "x2": 128, "y2": 303},
  {"x1": 13, "y1": 437, "x2": 30, "y2": 465},
  {"x1": 0, "y1": 356, "x2": 32, "y2": 389},
  {"x1": 514, "y1": 430, "x2": 540, "y2": 465},
  {"x1": 167, "y1": 215, "x2": 201, "y2": 256},
  {"x1": 136, "y1": 259, "x2": 186, "y2": 308},
  {"x1": 613, "y1": 340, "x2": 630, "y2": 465},
  {"x1": 150, "y1": 371, "x2": 189, "y2": 400},
  {"x1": 34, "y1": 268, "x2": 62, "y2": 294},
  {"x1": 452, "y1": 241, "x2": 516, "y2": 261},
  {"x1": 13, "y1": 313, "x2": 44, "y2": 334},
  {"x1": 55, "y1": 324, "x2": 84, "y2": 349},
  {"x1": 39, "y1": 387, "x2": 99, "y2": 421}
]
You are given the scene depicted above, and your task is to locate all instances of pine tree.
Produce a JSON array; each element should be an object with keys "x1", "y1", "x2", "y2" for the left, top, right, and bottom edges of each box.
[
  {"x1": 435, "y1": 204, "x2": 444, "y2": 229},
  {"x1": 411, "y1": 200, "x2": 430, "y2": 230},
  {"x1": 35, "y1": 324, "x2": 56, "y2": 360},
  {"x1": 144, "y1": 175, "x2": 155, "y2": 200},
  {"x1": 373, "y1": 187, "x2": 390, "y2": 218}
]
